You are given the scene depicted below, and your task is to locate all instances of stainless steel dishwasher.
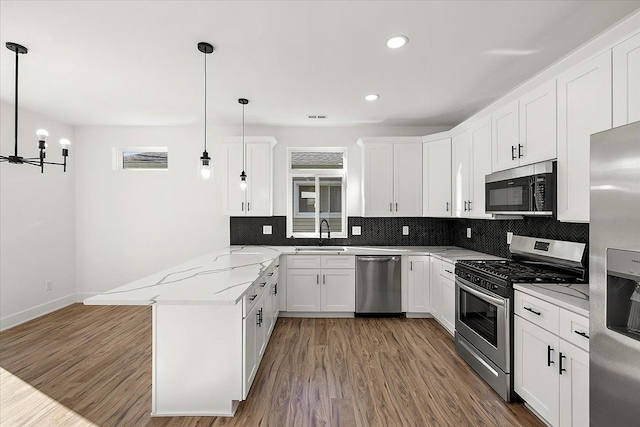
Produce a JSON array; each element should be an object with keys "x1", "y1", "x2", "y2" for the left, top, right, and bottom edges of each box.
[{"x1": 355, "y1": 256, "x2": 402, "y2": 315}]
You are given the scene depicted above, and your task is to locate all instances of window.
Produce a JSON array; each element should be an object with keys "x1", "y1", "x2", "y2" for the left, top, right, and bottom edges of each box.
[
  {"x1": 112, "y1": 147, "x2": 168, "y2": 170},
  {"x1": 287, "y1": 149, "x2": 347, "y2": 238}
]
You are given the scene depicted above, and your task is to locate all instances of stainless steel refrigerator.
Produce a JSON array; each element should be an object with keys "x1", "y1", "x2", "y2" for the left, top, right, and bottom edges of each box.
[{"x1": 590, "y1": 120, "x2": 640, "y2": 427}]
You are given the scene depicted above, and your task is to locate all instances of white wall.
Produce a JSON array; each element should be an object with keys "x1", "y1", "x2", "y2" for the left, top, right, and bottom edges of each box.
[
  {"x1": 74, "y1": 124, "x2": 447, "y2": 297},
  {"x1": 0, "y1": 101, "x2": 76, "y2": 330}
]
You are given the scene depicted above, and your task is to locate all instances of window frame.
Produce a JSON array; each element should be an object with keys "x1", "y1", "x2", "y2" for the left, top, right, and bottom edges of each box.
[{"x1": 286, "y1": 147, "x2": 347, "y2": 239}]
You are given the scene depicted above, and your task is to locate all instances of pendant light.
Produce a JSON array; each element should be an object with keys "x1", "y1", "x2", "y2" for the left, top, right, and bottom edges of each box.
[
  {"x1": 0, "y1": 42, "x2": 71, "y2": 173},
  {"x1": 197, "y1": 42, "x2": 214, "y2": 180},
  {"x1": 238, "y1": 98, "x2": 249, "y2": 190}
]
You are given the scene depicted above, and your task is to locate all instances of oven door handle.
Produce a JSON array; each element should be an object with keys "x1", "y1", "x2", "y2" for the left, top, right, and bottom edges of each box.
[{"x1": 456, "y1": 278, "x2": 505, "y2": 307}]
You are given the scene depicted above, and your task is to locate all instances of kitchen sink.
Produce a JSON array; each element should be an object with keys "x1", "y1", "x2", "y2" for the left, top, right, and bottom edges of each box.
[{"x1": 295, "y1": 246, "x2": 346, "y2": 252}]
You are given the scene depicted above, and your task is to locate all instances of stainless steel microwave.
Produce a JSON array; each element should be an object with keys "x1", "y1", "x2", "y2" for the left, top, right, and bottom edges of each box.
[{"x1": 485, "y1": 161, "x2": 556, "y2": 216}]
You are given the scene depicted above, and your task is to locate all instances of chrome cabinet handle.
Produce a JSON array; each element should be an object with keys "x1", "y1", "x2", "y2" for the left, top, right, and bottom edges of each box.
[
  {"x1": 389, "y1": 203, "x2": 392, "y2": 212},
  {"x1": 446, "y1": 202, "x2": 449, "y2": 211},
  {"x1": 410, "y1": 261, "x2": 413, "y2": 271},
  {"x1": 574, "y1": 330, "x2": 589, "y2": 339},
  {"x1": 511, "y1": 145, "x2": 516, "y2": 160},
  {"x1": 559, "y1": 352, "x2": 566, "y2": 375},
  {"x1": 518, "y1": 144, "x2": 523, "y2": 158},
  {"x1": 395, "y1": 203, "x2": 398, "y2": 211},
  {"x1": 467, "y1": 200, "x2": 472, "y2": 210},
  {"x1": 249, "y1": 294, "x2": 257, "y2": 302},
  {"x1": 273, "y1": 283, "x2": 278, "y2": 295},
  {"x1": 524, "y1": 306, "x2": 541, "y2": 316},
  {"x1": 260, "y1": 281, "x2": 266, "y2": 288},
  {"x1": 247, "y1": 202, "x2": 250, "y2": 211},
  {"x1": 547, "y1": 345, "x2": 554, "y2": 366},
  {"x1": 322, "y1": 274, "x2": 325, "y2": 284},
  {"x1": 444, "y1": 269, "x2": 453, "y2": 274},
  {"x1": 242, "y1": 202, "x2": 244, "y2": 211},
  {"x1": 464, "y1": 201, "x2": 468, "y2": 211},
  {"x1": 316, "y1": 274, "x2": 319, "y2": 284}
]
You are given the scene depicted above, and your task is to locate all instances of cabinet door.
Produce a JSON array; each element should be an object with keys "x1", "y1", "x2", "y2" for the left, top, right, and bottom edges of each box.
[
  {"x1": 559, "y1": 340, "x2": 589, "y2": 427},
  {"x1": 224, "y1": 144, "x2": 246, "y2": 216},
  {"x1": 363, "y1": 143, "x2": 394, "y2": 216},
  {"x1": 492, "y1": 101, "x2": 520, "y2": 172},
  {"x1": 321, "y1": 269, "x2": 355, "y2": 312},
  {"x1": 452, "y1": 130, "x2": 471, "y2": 217},
  {"x1": 613, "y1": 32, "x2": 640, "y2": 127},
  {"x1": 515, "y1": 316, "x2": 560, "y2": 427},
  {"x1": 407, "y1": 256, "x2": 430, "y2": 313},
  {"x1": 440, "y1": 277, "x2": 455, "y2": 336},
  {"x1": 286, "y1": 269, "x2": 321, "y2": 311},
  {"x1": 393, "y1": 143, "x2": 423, "y2": 216},
  {"x1": 246, "y1": 142, "x2": 272, "y2": 216},
  {"x1": 243, "y1": 304, "x2": 259, "y2": 397},
  {"x1": 520, "y1": 80, "x2": 557, "y2": 166},
  {"x1": 557, "y1": 51, "x2": 612, "y2": 222},
  {"x1": 429, "y1": 258, "x2": 442, "y2": 320},
  {"x1": 470, "y1": 118, "x2": 493, "y2": 219},
  {"x1": 423, "y1": 138, "x2": 452, "y2": 217}
]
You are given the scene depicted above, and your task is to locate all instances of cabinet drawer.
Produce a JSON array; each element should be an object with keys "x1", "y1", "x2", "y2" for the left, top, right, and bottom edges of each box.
[
  {"x1": 439, "y1": 260, "x2": 455, "y2": 281},
  {"x1": 560, "y1": 309, "x2": 590, "y2": 352},
  {"x1": 515, "y1": 291, "x2": 560, "y2": 335},
  {"x1": 243, "y1": 284, "x2": 259, "y2": 317},
  {"x1": 321, "y1": 255, "x2": 355, "y2": 269},
  {"x1": 287, "y1": 255, "x2": 321, "y2": 269}
]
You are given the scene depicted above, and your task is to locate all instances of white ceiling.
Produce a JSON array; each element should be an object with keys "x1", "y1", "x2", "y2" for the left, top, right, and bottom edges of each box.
[{"x1": 1, "y1": 1, "x2": 639, "y2": 128}]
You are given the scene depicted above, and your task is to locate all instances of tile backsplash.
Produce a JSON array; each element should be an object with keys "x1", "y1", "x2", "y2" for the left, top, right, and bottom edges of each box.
[{"x1": 230, "y1": 216, "x2": 589, "y2": 259}]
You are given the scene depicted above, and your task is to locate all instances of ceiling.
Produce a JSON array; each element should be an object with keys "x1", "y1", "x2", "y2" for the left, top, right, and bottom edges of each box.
[{"x1": 1, "y1": 1, "x2": 639, "y2": 128}]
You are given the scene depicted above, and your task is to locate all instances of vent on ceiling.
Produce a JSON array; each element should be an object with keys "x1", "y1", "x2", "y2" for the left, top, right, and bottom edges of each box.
[{"x1": 308, "y1": 115, "x2": 327, "y2": 119}]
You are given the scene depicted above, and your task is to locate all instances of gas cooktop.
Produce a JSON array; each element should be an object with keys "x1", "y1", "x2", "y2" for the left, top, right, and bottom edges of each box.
[{"x1": 456, "y1": 259, "x2": 584, "y2": 284}]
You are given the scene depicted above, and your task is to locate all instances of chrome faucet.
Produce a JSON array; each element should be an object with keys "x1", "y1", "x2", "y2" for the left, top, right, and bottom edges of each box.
[{"x1": 319, "y1": 219, "x2": 331, "y2": 246}]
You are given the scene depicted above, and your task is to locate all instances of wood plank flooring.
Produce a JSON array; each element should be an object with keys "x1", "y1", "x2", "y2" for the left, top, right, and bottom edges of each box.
[{"x1": 0, "y1": 304, "x2": 544, "y2": 427}]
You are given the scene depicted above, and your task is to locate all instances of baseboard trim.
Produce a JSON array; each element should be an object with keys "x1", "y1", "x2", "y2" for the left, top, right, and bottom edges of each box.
[
  {"x1": 0, "y1": 293, "x2": 76, "y2": 332},
  {"x1": 279, "y1": 312, "x2": 355, "y2": 318},
  {"x1": 75, "y1": 292, "x2": 99, "y2": 302}
]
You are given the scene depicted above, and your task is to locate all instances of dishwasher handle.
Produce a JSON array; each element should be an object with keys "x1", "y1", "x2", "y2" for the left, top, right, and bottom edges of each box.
[{"x1": 357, "y1": 256, "x2": 400, "y2": 262}]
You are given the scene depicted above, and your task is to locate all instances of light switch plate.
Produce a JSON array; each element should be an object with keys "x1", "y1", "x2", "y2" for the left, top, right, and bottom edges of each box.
[
  {"x1": 402, "y1": 226, "x2": 409, "y2": 236},
  {"x1": 466, "y1": 227, "x2": 472, "y2": 238},
  {"x1": 507, "y1": 232, "x2": 514, "y2": 244},
  {"x1": 352, "y1": 226, "x2": 362, "y2": 236},
  {"x1": 262, "y1": 225, "x2": 272, "y2": 235}
]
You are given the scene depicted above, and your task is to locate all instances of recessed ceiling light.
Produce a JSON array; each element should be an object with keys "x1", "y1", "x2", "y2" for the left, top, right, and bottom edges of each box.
[
  {"x1": 386, "y1": 35, "x2": 408, "y2": 49},
  {"x1": 365, "y1": 94, "x2": 379, "y2": 101}
]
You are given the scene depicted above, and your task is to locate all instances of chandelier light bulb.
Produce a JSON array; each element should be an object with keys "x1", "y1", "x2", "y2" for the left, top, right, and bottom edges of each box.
[
  {"x1": 240, "y1": 170, "x2": 247, "y2": 190},
  {"x1": 199, "y1": 151, "x2": 212, "y2": 180},
  {"x1": 36, "y1": 129, "x2": 49, "y2": 141},
  {"x1": 59, "y1": 139, "x2": 71, "y2": 149}
]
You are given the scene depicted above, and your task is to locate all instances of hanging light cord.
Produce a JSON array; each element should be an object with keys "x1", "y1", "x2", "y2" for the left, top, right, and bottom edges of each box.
[
  {"x1": 13, "y1": 48, "x2": 19, "y2": 157},
  {"x1": 203, "y1": 51, "x2": 208, "y2": 153},
  {"x1": 242, "y1": 102, "x2": 246, "y2": 171}
]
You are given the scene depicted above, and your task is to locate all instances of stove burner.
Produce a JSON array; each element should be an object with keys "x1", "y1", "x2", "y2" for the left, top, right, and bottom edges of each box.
[{"x1": 456, "y1": 260, "x2": 583, "y2": 284}]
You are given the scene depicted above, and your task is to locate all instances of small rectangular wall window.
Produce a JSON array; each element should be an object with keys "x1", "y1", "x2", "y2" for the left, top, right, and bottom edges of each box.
[
  {"x1": 287, "y1": 148, "x2": 347, "y2": 238},
  {"x1": 113, "y1": 147, "x2": 168, "y2": 170}
]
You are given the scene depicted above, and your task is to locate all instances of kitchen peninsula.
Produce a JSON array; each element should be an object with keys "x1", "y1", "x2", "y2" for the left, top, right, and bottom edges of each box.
[{"x1": 85, "y1": 244, "x2": 499, "y2": 416}]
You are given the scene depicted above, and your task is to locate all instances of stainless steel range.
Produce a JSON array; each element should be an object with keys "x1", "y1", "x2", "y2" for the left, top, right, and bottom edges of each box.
[{"x1": 454, "y1": 235, "x2": 587, "y2": 401}]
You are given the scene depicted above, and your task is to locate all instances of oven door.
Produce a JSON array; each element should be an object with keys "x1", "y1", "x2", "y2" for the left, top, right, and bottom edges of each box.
[{"x1": 455, "y1": 276, "x2": 509, "y2": 372}]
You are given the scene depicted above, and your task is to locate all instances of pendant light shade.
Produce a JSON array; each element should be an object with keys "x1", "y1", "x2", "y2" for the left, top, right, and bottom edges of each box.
[
  {"x1": 239, "y1": 98, "x2": 249, "y2": 190},
  {"x1": 198, "y1": 42, "x2": 214, "y2": 180}
]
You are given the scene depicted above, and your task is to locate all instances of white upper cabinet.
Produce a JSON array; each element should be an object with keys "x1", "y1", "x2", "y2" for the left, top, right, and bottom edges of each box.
[
  {"x1": 519, "y1": 80, "x2": 557, "y2": 166},
  {"x1": 223, "y1": 138, "x2": 276, "y2": 216},
  {"x1": 452, "y1": 130, "x2": 471, "y2": 217},
  {"x1": 492, "y1": 81, "x2": 557, "y2": 173},
  {"x1": 613, "y1": 32, "x2": 640, "y2": 127},
  {"x1": 452, "y1": 119, "x2": 492, "y2": 218},
  {"x1": 361, "y1": 138, "x2": 422, "y2": 217},
  {"x1": 557, "y1": 51, "x2": 612, "y2": 222},
  {"x1": 492, "y1": 101, "x2": 520, "y2": 171},
  {"x1": 423, "y1": 138, "x2": 452, "y2": 217}
]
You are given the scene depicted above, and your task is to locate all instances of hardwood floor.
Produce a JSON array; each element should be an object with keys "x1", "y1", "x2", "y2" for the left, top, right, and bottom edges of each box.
[{"x1": 0, "y1": 304, "x2": 544, "y2": 427}]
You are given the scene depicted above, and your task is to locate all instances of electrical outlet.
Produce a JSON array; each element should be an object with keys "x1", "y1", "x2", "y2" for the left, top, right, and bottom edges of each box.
[
  {"x1": 352, "y1": 226, "x2": 361, "y2": 236},
  {"x1": 466, "y1": 228, "x2": 472, "y2": 239},
  {"x1": 262, "y1": 225, "x2": 272, "y2": 235},
  {"x1": 402, "y1": 226, "x2": 409, "y2": 236},
  {"x1": 46, "y1": 280, "x2": 53, "y2": 291},
  {"x1": 507, "y1": 232, "x2": 514, "y2": 244}
]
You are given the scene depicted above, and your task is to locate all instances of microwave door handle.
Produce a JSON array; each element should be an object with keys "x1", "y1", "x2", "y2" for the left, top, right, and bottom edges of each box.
[{"x1": 529, "y1": 177, "x2": 535, "y2": 212}]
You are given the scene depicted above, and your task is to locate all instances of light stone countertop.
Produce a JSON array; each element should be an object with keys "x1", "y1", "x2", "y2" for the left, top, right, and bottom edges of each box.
[
  {"x1": 514, "y1": 283, "x2": 590, "y2": 317},
  {"x1": 84, "y1": 245, "x2": 502, "y2": 306}
]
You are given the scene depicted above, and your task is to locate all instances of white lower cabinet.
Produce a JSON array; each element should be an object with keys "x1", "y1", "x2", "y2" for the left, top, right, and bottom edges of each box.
[
  {"x1": 430, "y1": 257, "x2": 455, "y2": 335},
  {"x1": 407, "y1": 256, "x2": 430, "y2": 313},
  {"x1": 286, "y1": 255, "x2": 355, "y2": 312},
  {"x1": 514, "y1": 289, "x2": 589, "y2": 427}
]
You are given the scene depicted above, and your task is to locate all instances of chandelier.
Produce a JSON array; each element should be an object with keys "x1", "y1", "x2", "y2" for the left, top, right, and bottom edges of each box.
[
  {"x1": 197, "y1": 42, "x2": 214, "y2": 180},
  {"x1": 0, "y1": 42, "x2": 70, "y2": 173}
]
